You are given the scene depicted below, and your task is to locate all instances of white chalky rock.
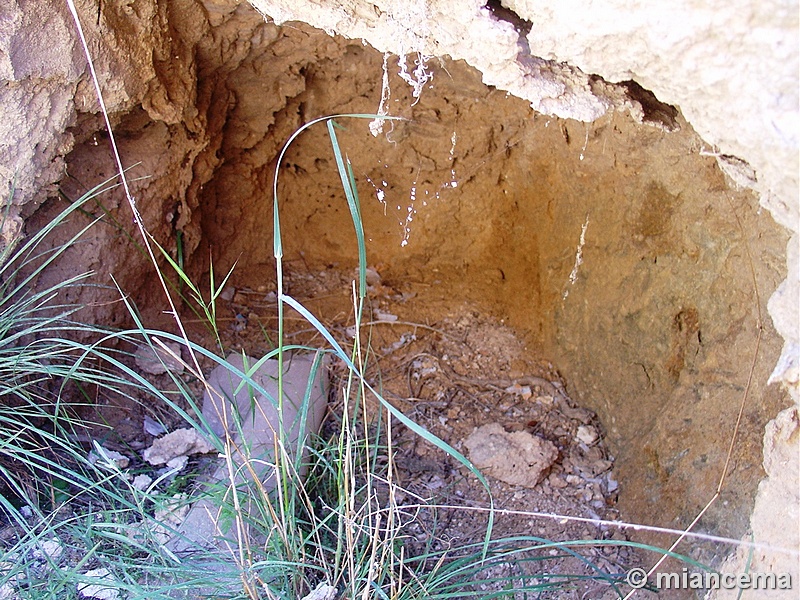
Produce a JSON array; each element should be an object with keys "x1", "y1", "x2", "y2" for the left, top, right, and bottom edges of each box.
[
  {"x1": 76, "y1": 568, "x2": 120, "y2": 600},
  {"x1": 143, "y1": 428, "x2": 214, "y2": 467},
  {"x1": 464, "y1": 423, "x2": 558, "y2": 488},
  {"x1": 576, "y1": 425, "x2": 599, "y2": 445}
]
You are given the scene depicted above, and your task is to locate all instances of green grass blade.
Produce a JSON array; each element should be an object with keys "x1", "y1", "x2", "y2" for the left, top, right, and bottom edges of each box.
[{"x1": 327, "y1": 119, "x2": 367, "y2": 299}]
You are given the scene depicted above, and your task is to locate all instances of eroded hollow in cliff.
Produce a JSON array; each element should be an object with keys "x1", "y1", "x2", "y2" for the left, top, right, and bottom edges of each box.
[{"x1": 41, "y1": 11, "x2": 790, "y2": 560}]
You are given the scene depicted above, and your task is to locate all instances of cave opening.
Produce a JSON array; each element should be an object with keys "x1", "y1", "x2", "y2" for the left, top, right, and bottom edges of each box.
[{"x1": 27, "y1": 0, "x2": 791, "y2": 577}]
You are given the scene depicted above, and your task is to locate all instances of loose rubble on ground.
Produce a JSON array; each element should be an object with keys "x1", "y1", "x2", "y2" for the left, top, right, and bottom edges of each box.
[{"x1": 0, "y1": 265, "x2": 638, "y2": 599}]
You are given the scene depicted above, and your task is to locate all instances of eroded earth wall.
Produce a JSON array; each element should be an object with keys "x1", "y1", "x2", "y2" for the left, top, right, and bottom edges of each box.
[{"x1": 252, "y1": 0, "x2": 799, "y2": 404}]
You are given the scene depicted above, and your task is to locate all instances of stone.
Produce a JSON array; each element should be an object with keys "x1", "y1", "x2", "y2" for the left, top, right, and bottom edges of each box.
[
  {"x1": 575, "y1": 425, "x2": 598, "y2": 445},
  {"x1": 464, "y1": 423, "x2": 558, "y2": 488},
  {"x1": 76, "y1": 568, "x2": 120, "y2": 600},
  {"x1": 134, "y1": 340, "x2": 184, "y2": 376},
  {"x1": 33, "y1": 539, "x2": 63, "y2": 563},
  {"x1": 142, "y1": 428, "x2": 214, "y2": 467},
  {"x1": 131, "y1": 474, "x2": 152, "y2": 491},
  {"x1": 88, "y1": 446, "x2": 130, "y2": 470},
  {"x1": 142, "y1": 415, "x2": 167, "y2": 437},
  {"x1": 505, "y1": 383, "x2": 533, "y2": 400},
  {"x1": 152, "y1": 494, "x2": 191, "y2": 545},
  {"x1": 165, "y1": 351, "x2": 328, "y2": 554},
  {"x1": 0, "y1": 582, "x2": 16, "y2": 600},
  {"x1": 374, "y1": 308, "x2": 397, "y2": 322},
  {"x1": 200, "y1": 352, "x2": 327, "y2": 449},
  {"x1": 363, "y1": 266, "x2": 382, "y2": 287},
  {"x1": 301, "y1": 583, "x2": 337, "y2": 600},
  {"x1": 711, "y1": 406, "x2": 800, "y2": 599}
]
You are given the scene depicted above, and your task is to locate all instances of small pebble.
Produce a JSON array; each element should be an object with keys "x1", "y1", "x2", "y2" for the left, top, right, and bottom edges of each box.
[
  {"x1": 132, "y1": 474, "x2": 152, "y2": 491},
  {"x1": 576, "y1": 425, "x2": 598, "y2": 445}
]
